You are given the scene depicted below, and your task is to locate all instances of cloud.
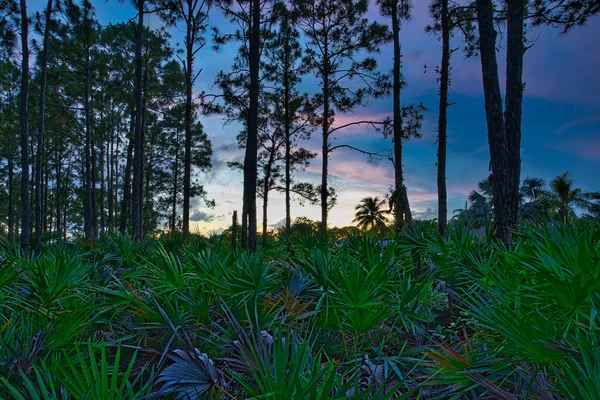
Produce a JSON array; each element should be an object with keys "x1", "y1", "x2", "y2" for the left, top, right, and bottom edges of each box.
[
  {"x1": 190, "y1": 211, "x2": 215, "y2": 222},
  {"x1": 268, "y1": 218, "x2": 287, "y2": 229},
  {"x1": 412, "y1": 207, "x2": 438, "y2": 220},
  {"x1": 217, "y1": 142, "x2": 240, "y2": 152}
]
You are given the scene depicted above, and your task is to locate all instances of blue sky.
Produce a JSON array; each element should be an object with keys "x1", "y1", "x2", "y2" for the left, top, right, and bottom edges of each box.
[{"x1": 30, "y1": 0, "x2": 600, "y2": 233}]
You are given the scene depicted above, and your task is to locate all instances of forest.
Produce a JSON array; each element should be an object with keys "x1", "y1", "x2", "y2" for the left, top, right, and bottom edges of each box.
[{"x1": 1, "y1": 0, "x2": 600, "y2": 399}]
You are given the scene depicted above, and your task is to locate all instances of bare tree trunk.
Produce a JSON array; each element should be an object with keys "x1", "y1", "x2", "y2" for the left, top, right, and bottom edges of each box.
[
  {"x1": 20, "y1": 0, "x2": 31, "y2": 252},
  {"x1": 231, "y1": 210, "x2": 237, "y2": 253},
  {"x1": 262, "y1": 163, "x2": 272, "y2": 249},
  {"x1": 476, "y1": 0, "x2": 523, "y2": 243},
  {"x1": 132, "y1": 0, "x2": 144, "y2": 242},
  {"x1": 119, "y1": 111, "x2": 135, "y2": 234},
  {"x1": 100, "y1": 135, "x2": 106, "y2": 232},
  {"x1": 284, "y1": 36, "x2": 291, "y2": 238},
  {"x1": 113, "y1": 123, "x2": 119, "y2": 227},
  {"x1": 91, "y1": 135, "x2": 98, "y2": 236},
  {"x1": 55, "y1": 141, "x2": 61, "y2": 241},
  {"x1": 171, "y1": 129, "x2": 180, "y2": 232},
  {"x1": 141, "y1": 49, "x2": 149, "y2": 232},
  {"x1": 64, "y1": 158, "x2": 71, "y2": 242},
  {"x1": 437, "y1": 0, "x2": 450, "y2": 238},
  {"x1": 182, "y1": 0, "x2": 194, "y2": 241},
  {"x1": 243, "y1": 0, "x2": 260, "y2": 252},
  {"x1": 83, "y1": 41, "x2": 94, "y2": 240},
  {"x1": 320, "y1": 59, "x2": 330, "y2": 237},
  {"x1": 391, "y1": 2, "x2": 405, "y2": 232},
  {"x1": 503, "y1": 0, "x2": 525, "y2": 242},
  {"x1": 8, "y1": 155, "x2": 14, "y2": 242},
  {"x1": 107, "y1": 124, "x2": 113, "y2": 230},
  {"x1": 34, "y1": 0, "x2": 53, "y2": 253},
  {"x1": 43, "y1": 170, "x2": 48, "y2": 233}
]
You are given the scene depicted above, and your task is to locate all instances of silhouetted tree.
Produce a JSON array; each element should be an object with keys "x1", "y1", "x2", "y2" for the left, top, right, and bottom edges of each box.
[
  {"x1": 293, "y1": 0, "x2": 391, "y2": 236},
  {"x1": 19, "y1": 0, "x2": 31, "y2": 251},
  {"x1": 353, "y1": 196, "x2": 390, "y2": 233}
]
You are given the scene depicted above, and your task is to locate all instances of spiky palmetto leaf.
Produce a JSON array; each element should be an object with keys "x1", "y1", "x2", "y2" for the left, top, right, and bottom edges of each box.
[
  {"x1": 0, "y1": 362, "x2": 70, "y2": 400},
  {"x1": 23, "y1": 251, "x2": 90, "y2": 307},
  {"x1": 56, "y1": 342, "x2": 154, "y2": 400},
  {"x1": 155, "y1": 348, "x2": 225, "y2": 400}
]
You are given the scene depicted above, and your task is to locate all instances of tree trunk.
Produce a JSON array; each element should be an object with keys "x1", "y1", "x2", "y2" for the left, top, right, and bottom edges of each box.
[
  {"x1": 182, "y1": 0, "x2": 194, "y2": 241},
  {"x1": 20, "y1": 0, "x2": 31, "y2": 252},
  {"x1": 8, "y1": 155, "x2": 14, "y2": 242},
  {"x1": 119, "y1": 110, "x2": 135, "y2": 234},
  {"x1": 231, "y1": 210, "x2": 237, "y2": 253},
  {"x1": 64, "y1": 158, "x2": 71, "y2": 242},
  {"x1": 34, "y1": 0, "x2": 53, "y2": 253},
  {"x1": 171, "y1": 129, "x2": 180, "y2": 232},
  {"x1": 55, "y1": 140, "x2": 61, "y2": 241},
  {"x1": 284, "y1": 24, "x2": 291, "y2": 238},
  {"x1": 243, "y1": 0, "x2": 260, "y2": 252},
  {"x1": 503, "y1": 0, "x2": 525, "y2": 241},
  {"x1": 83, "y1": 41, "x2": 94, "y2": 240},
  {"x1": 43, "y1": 170, "x2": 48, "y2": 233},
  {"x1": 320, "y1": 41, "x2": 330, "y2": 237},
  {"x1": 106, "y1": 124, "x2": 113, "y2": 230},
  {"x1": 100, "y1": 134, "x2": 105, "y2": 232},
  {"x1": 140, "y1": 49, "x2": 149, "y2": 232},
  {"x1": 262, "y1": 162, "x2": 273, "y2": 249},
  {"x1": 476, "y1": 0, "x2": 523, "y2": 243},
  {"x1": 437, "y1": 0, "x2": 450, "y2": 238},
  {"x1": 91, "y1": 135, "x2": 98, "y2": 236},
  {"x1": 132, "y1": 0, "x2": 144, "y2": 242},
  {"x1": 114, "y1": 122, "x2": 120, "y2": 227},
  {"x1": 390, "y1": 2, "x2": 412, "y2": 230}
]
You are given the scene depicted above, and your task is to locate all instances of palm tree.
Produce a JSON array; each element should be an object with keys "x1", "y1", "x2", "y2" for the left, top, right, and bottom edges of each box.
[
  {"x1": 467, "y1": 177, "x2": 494, "y2": 227},
  {"x1": 352, "y1": 197, "x2": 390, "y2": 233},
  {"x1": 544, "y1": 172, "x2": 598, "y2": 224},
  {"x1": 519, "y1": 177, "x2": 548, "y2": 221},
  {"x1": 453, "y1": 176, "x2": 549, "y2": 227}
]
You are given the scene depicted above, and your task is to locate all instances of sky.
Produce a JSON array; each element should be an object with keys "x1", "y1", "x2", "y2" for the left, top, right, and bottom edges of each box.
[{"x1": 29, "y1": 0, "x2": 600, "y2": 234}]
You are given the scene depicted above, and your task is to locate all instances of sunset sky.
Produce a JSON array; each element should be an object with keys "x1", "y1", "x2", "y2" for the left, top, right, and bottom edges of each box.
[{"x1": 30, "y1": 0, "x2": 600, "y2": 234}]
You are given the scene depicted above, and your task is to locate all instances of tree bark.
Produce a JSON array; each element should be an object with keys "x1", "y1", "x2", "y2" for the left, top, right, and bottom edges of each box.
[
  {"x1": 262, "y1": 155, "x2": 274, "y2": 248},
  {"x1": 20, "y1": 0, "x2": 31, "y2": 252},
  {"x1": 437, "y1": 0, "x2": 450, "y2": 238},
  {"x1": 83, "y1": 40, "x2": 94, "y2": 240},
  {"x1": 503, "y1": 0, "x2": 525, "y2": 242},
  {"x1": 171, "y1": 129, "x2": 180, "y2": 232},
  {"x1": 107, "y1": 124, "x2": 113, "y2": 230},
  {"x1": 91, "y1": 134, "x2": 98, "y2": 236},
  {"x1": 119, "y1": 110, "x2": 135, "y2": 234},
  {"x1": 284, "y1": 40, "x2": 291, "y2": 238},
  {"x1": 132, "y1": 0, "x2": 144, "y2": 242},
  {"x1": 100, "y1": 133, "x2": 106, "y2": 232},
  {"x1": 243, "y1": 0, "x2": 260, "y2": 252},
  {"x1": 476, "y1": 0, "x2": 523, "y2": 243},
  {"x1": 231, "y1": 210, "x2": 237, "y2": 253},
  {"x1": 391, "y1": 2, "x2": 406, "y2": 232},
  {"x1": 55, "y1": 137, "x2": 61, "y2": 241},
  {"x1": 8, "y1": 155, "x2": 14, "y2": 242},
  {"x1": 34, "y1": 0, "x2": 53, "y2": 253},
  {"x1": 320, "y1": 39, "x2": 330, "y2": 237},
  {"x1": 182, "y1": 0, "x2": 194, "y2": 241}
]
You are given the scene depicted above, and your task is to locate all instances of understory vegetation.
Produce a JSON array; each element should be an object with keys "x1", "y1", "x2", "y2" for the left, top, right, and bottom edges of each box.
[{"x1": 1, "y1": 221, "x2": 598, "y2": 399}]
